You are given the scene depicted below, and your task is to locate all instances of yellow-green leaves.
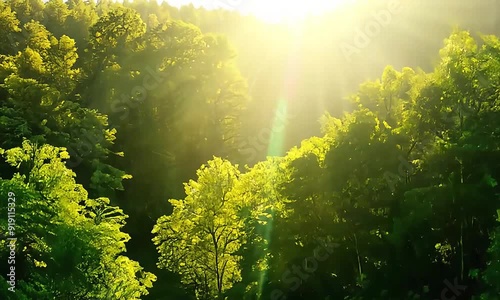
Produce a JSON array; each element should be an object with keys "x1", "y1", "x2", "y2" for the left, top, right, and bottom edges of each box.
[
  {"x1": 153, "y1": 157, "x2": 244, "y2": 299},
  {"x1": 0, "y1": 141, "x2": 155, "y2": 298}
]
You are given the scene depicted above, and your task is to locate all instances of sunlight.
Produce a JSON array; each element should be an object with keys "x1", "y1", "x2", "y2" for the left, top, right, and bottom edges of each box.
[{"x1": 248, "y1": 0, "x2": 356, "y2": 24}]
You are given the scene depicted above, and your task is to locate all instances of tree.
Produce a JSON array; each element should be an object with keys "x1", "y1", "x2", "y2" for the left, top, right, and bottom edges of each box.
[
  {"x1": 479, "y1": 210, "x2": 500, "y2": 300},
  {"x1": 0, "y1": 1, "x2": 22, "y2": 55},
  {"x1": 42, "y1": 0, "x2": 70, "y2": 38},
  {"x1": 153, "y1": 157, "x2": 244, "y2": 299},
  {"x1": 5, "y1": 0, "x2": 44, "y2": 24},
  {"x1": 0, "y1": 141, "x2": 156, "y2": 299},
  {"x1": 0, "y1": 21, "x2": 129, "y2": 197}
]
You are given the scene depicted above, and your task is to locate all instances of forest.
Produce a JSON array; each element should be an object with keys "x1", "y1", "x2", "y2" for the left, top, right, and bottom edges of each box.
[{"x1": 0, "y1": 0, "x2": 499, "y2": 299}]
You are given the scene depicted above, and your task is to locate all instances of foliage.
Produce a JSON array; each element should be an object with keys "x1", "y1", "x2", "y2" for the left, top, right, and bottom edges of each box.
[
  {"x1": 1, "y1": 0, "x2": 500, "y2": 299},
  {"x1": 0, "y1": 141, "x2": 156, "y2": 299},
  {"x1": 153, "y1": 157, "x2": 243, "y2": 299}
]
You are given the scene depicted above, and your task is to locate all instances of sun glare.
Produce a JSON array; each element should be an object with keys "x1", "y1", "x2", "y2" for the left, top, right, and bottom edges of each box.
[{"x1": 248, "y1": 0, "x2": 355, "y2": 24}]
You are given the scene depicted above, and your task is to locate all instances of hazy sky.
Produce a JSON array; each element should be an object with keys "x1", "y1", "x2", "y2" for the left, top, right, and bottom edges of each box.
[{"x1": 163, "y1": 0, "x2": 354, "y2": 23}]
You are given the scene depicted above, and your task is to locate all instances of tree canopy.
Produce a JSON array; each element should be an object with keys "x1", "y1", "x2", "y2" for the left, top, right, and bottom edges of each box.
[{"x1": 1, "y1": 0, "x2": 500, "y2": 299}]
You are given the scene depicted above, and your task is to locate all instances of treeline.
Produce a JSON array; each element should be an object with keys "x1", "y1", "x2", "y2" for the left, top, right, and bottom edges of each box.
[
  {"x1": 151, "y1": 30, "x2": 500, "y2": 299},
  {"x1": 0, "y1": 0, "x2": 499, "y2": 299},
  {"x1": 0, "y1": 0, "x2": 249, "y2": 298}
]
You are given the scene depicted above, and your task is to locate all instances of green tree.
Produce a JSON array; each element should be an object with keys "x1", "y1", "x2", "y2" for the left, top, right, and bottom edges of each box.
[
  {"x1": 0, "y1": 1, "x2": 22, "y2": 55},
  {"x1": 153, "y1": 157, "x2": 244, "y2": 299},
  {"x1": 0, "y1": 141, "x2": 156, "y2": 299},
  {"x1": 42, "y1": 0, "x2": 70, "y2": 38}
]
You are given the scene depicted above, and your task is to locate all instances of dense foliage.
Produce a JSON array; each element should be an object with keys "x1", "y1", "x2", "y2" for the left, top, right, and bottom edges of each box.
[{"x1": 0, "y1": 0, "x2": 499, "y2": 299}]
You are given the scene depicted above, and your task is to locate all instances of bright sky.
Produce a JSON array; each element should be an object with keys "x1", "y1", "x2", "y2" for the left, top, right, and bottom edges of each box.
[{"x1": 164, "y1": 0, "x2": 356, "y2": 23}]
